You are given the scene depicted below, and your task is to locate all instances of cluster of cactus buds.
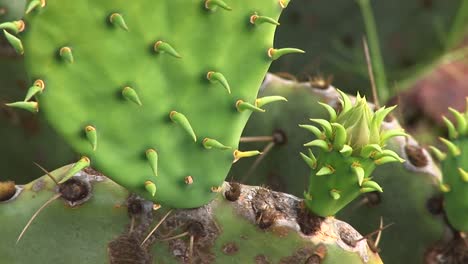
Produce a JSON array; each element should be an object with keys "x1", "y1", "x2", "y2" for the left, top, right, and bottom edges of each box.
[
  {"x1": 429, "y1": 98, "x2": 468, "y2": 232},
  {"x1": 300, "y1": 91, "x2": 406, "y2": 216}
]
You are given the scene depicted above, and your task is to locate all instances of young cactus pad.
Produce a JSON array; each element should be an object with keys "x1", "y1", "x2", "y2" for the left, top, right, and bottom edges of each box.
[
  {"x1": 430, "y1": 98, "x2": 468, "y2": 232},
  {"x1": 300, "y1": 92, "x2": 405, "y2": 216},
  {"x1": 7, "y1": 0, "x2": 301, "y2": 208}
]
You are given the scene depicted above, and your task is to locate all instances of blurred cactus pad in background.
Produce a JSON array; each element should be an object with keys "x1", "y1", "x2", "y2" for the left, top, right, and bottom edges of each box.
[{"x1": 1, "y1": 0, "x2": 468, "y2": 263}]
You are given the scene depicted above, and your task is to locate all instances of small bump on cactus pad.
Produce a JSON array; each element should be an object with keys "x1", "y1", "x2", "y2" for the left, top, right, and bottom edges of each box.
[
  {"x1": 300, "y1": 91, "x2": 406, "y2": 216},
  {"x1": 5, "y1": 0, "x2": 304, "y2": 208},
  {"x1": 430, "y1": 98, "x2": 468, "y2": 232}
]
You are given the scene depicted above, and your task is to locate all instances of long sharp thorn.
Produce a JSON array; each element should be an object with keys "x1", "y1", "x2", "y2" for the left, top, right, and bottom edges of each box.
[
  {"x1": 189, "y1": 235, "x2": 194, "y2": 263},
  {"x1": 141, "y1": 210, "x2": 173, "y2": 246},
  {"x1": 59, "y1": 157, "x2": 90, "y2": 184},
  {"x1": 159, "y1": 232, "x2": 189, "y2": 241},
  {"x1": 240, "y1": 142, "x2": 275, "y2": 182},
  {"x1": 16, "y1": 194, "x2": 61, "y2": 244},
  {"x1": 170, "y1": 111, "x2": 197, "y2": 142},
  {"x1": 32, "y1": 162, "x2": 59, "y2": 186},
  {"x1": 239, "y1": 136, "x2": 273, "y2": 143},
  {"x1": 374, "y1": 217, "x2": 384, "y2": 248}
]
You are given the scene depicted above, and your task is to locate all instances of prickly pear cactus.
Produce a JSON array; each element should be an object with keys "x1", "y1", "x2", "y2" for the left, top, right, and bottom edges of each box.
[
  {"x1": 300, "y1": 90, "x2": 405, "y2": 216},
  {"x1": 231, "y1": 74, "x2": 446, "y2": 263},
  {"x1": 430, "y1": 98, "x2": 468, "y2": 232},
  {"x1": 0, "y1": 166, "x2": 382, "y2": 263},
  {"x1": 4, "y1": 0, "x2": 303, "y2": 208}
]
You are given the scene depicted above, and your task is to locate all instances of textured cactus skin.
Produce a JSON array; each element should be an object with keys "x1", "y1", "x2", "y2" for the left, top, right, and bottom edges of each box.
[
  {"x1": 0, "y1": 167, "x2": 382, "y2": 263},
  {"x1": 432, "y1": 99, "x2": 468, "y2": 231},
  {"x1": 15, "y1": 0, "x2": 290, "y2": 208}
]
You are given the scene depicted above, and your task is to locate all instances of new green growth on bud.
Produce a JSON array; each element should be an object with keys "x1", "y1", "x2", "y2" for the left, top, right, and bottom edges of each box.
[
  {"x1": 300, "y1": 90, "x2": 405, "y2": 216},
  {"x1": 336, "y1": 93, "x2": 377, "y2": 152}
]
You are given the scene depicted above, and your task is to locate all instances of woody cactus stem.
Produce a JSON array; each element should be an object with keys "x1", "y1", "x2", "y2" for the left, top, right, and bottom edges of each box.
[
  {"x1": 300, "y1": 91, "x2": 405, "y2": 216},
  {"x1": 430, "y1": 98, "x2": 468, "y2": 232}
]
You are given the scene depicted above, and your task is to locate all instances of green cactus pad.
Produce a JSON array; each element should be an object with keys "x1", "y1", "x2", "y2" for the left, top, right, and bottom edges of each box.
[
  {"x1": 431, "y1": 99, "x2": 468, "y2": 231},
  {"x1": 11, "y1": 0, "x2": 297, "y2": 208},
  {"x1": 301, "y1": 92, "x2": 405, "y2": 216}
]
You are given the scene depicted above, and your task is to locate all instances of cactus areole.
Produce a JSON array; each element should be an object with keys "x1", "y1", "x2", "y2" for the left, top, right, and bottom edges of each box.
[{"x1": 7, "y1": 0, "x2": 303, "y2": 208}]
